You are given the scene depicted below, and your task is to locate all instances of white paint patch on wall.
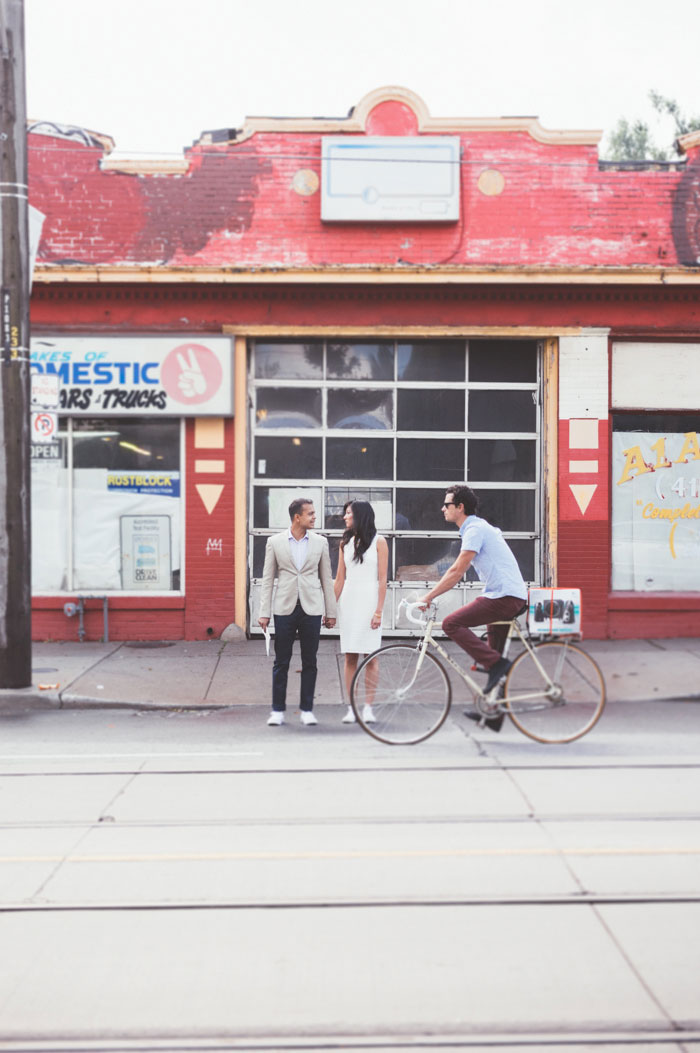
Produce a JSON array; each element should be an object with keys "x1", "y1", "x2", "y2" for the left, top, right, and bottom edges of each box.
[
  {"x1": 612, "y1": 343, "x2": 700, "y2": 410},
  {"x1": 559, "y1": 330, "x2": 610, "y2": 420}
]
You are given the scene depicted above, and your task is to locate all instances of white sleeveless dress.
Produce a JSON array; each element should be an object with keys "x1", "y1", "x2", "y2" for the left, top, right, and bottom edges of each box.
[{"x1": 338, "y1": 535, "x2": 382, "y2": 654}]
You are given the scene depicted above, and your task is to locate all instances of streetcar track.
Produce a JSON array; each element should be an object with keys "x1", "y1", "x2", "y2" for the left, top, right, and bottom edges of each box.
[
  {"x1": 3, "y1": 812, "x2": 700, "y2": 830},
  {"x1": 1, "y1": 761, "x2": 699, "y2": 778},
  {"x1": 3, "y1": 891, "x2": 700, "y2": 912},
  {"x1": 1, "y1": 1031, "x2": 699, "y2": 1051}
]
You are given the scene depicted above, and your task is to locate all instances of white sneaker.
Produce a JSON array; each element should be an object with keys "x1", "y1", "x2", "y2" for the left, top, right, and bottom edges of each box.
[
  {"x1": 362, "y1": 704, "x2": 376, "y2": 724},
  {"x1": 266, "y1": 710, "x2": 285, "y2": 726},
  {"x1": 300, "y1": 710, "x2": 318, "y2": 726},
  {"x1": 342, "y1": 705, "x2": 356, "y2": 724}
]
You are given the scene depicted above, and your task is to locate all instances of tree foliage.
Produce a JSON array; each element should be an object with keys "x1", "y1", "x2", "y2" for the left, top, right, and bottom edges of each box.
[{"x1": 604, "y1": 92, "x2": 700, "y2": 162}]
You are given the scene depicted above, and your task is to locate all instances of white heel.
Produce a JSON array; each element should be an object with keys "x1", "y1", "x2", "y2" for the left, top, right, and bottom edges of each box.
[
  {"x1": 362, "y1": 704, "x2": 376, "y2": 724},
  {"x1": 342, "y1": 705, "x2": 356, "y2": 723}
]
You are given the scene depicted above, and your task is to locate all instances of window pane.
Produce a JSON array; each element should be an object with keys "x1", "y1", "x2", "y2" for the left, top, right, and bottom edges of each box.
[
  {"x1": 473, "y1": 488, "x2": 536, "y2": 531},
  {"x1": 468, "y1": 340, "x2": 538, "y2": 382},
  {"x1": 327, "y1": 438, "x2": 393, "y2": 479},
  {"x1": 325, "y1": 487, "x2": 393, "y2": 530},
  {"x1": 396, "y1": 488, "x2": 453, "y2": 531},
  {"x1": 611, "y1": 412, "x2": 700, "y2": 432},
  {"x1": 256, "y1": 388, "x2": 322, "y2": 429},
  {"x1": 396, "y1": 538, "x2": 462, "y2": 582},
  {"x1": 254, "y1": 341, "x2": 323, "y2": 380},
  {"x1": 468, "y1": 439, "x2": 536, "y2": 482},
  {"x1": 254, "y1": 486, "x2": 322, "y2": 529},
  {"x1": 508, "y1": 539, "x2": 536, "y2": 581},
  {"x1": 397, "y1": 439, "x2": 464, "y2": 481},
  {"x1": 71, "y1": 418, "x2": 181, "y2": 591},
  {"x1": 469, "y1": 390, "x2": 536, "y2": 433},
  {"x1": 255, "y1": 437, "x2": 322, "y2": 479},
  {"x1": 72, "y1": 418, "x2": 180, "y2": 468},
  {"x1": 397, "y1": 341, "x2": 465, "y2": 381},
  {"x1": 31, "y1": 428, "x2": 69, "y2": 591},
  {"x1": 327, "y1": 343, "x2": 394, "y2": 380},
  {"x1": 328, "y1": 389, "x2": 393, "y2": 429},
  {"x1": 398, "y1": 389, "x2": 464, "y2": 431},
  {"x1": 253, "y1": 536, "x2": 268, "y2": 577},
  {"x1": 329, "y1": 535, "x2": 394, "y2": 579}
]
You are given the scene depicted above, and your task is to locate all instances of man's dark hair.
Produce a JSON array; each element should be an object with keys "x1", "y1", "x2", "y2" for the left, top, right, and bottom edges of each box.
[
  {"x1": 289, "y1": 497, "x2": 313, "y2": 521},
  {"x1": 448, "y1": 484, "x2": 479, "y2": 516}
]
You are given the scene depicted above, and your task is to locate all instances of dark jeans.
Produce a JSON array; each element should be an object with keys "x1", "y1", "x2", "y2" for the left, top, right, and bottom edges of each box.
[
  {"x1": 272, "y1": 601, "x2": 322, "y2": 711},
  {"x1": 442, "y1": 595, "x2": 526, "y2": 669}
]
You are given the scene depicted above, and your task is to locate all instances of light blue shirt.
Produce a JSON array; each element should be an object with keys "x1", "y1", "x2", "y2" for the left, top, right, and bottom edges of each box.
[
  {"x1": 459, "y1": 516, "x2": 527, "y2": 600},
  {"x1": 287, "y1": 529, "x2": 309, "y2": 572}
]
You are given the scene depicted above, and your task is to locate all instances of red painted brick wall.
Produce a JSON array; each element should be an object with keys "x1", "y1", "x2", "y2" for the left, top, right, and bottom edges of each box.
[{"x1": 27, "y1": 107, "x2": 700, "y2": 271}]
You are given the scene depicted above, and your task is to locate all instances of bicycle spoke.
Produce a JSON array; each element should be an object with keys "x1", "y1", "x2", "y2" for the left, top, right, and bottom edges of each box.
[
  {"x1": 350, "y1": 644, "x2": 452, "y2": 745},
  {"x1": 504, "y1": 641, "x2": 606, "y2": 744}
]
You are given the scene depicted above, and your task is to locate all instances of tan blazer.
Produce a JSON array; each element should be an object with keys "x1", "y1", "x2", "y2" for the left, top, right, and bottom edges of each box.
[{"x1": 259, "y1": 531, "x2": 337, "y2": 619}]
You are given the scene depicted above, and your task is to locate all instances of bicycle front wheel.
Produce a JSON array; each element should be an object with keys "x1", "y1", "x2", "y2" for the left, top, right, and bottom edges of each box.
[
  {"x1": 350, "y1": 644, "x2": 452, "y2": 745},
  {"x1": 504, "y1": 641, "x2": 606, "y2": 744}
]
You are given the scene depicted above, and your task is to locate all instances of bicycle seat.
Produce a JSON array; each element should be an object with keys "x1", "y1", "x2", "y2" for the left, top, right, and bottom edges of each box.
[{"x1": 514, "y1": 602, "x2": 528, "y2": 618}]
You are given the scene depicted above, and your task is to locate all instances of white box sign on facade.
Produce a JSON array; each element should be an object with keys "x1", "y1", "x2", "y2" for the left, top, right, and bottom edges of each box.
[
  {"x1": 612, "y1": 343, "x2": 699, "y2": 410},
  {"x1": 321, "y1": 136, "x2": 460, "y2": 222},
  {"x1": 30, "y1": 336, "x2": 234, "y2": 416}
]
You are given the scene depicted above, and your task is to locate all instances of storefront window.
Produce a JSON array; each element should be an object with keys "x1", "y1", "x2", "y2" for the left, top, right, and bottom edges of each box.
[
  {"x1": 250, "y1": 338, "x2": 542, "y2": 633},
  {"x1": 612, "y1": 413, "x2": 700, "y2": 591},
  {"x1": 31, "y1": 417, "x2": 182, "y2": 593}
]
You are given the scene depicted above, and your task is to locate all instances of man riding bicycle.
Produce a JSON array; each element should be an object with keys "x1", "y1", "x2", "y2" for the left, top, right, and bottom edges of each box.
[{"x1": 418, "y1": 484, "x2": 528, "y2": 730}]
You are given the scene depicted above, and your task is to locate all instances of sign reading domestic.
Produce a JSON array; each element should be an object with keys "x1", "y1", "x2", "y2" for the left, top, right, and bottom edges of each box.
[{"x1": 30, "y1": 336, "x2": 233, "y2": 416}]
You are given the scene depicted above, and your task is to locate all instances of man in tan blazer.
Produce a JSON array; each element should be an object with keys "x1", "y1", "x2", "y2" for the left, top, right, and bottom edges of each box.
[{"x1": 258, "y1": 497, "x2": 336, "y2": 726}]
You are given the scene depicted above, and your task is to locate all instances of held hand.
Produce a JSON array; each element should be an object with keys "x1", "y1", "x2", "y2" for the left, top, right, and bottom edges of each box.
[
  {"x1": 258, "y1": 617, "x2": 270, "y2": 630},
  {"x1": 416, "y1": 595, "x2": 431, "y2": 611},
  {"x1": 324, "y1": 617, "x2": 336, "y2": 629}
]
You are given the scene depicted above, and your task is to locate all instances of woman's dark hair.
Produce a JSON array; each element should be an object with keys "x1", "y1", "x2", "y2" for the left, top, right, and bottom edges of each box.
[{"x1": 341, "y1": 500, "x2": 377, "y2": 563}]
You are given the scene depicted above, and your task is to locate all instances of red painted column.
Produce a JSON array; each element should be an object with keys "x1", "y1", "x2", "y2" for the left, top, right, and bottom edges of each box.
[{"x1": 184, "y1": 417, "x2": 236, "y2": 639}]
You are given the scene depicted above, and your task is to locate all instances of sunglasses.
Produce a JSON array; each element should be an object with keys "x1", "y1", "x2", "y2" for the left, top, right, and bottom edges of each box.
[{"x1": 441, "y1": 501, "x2": 456, "y2": 508}]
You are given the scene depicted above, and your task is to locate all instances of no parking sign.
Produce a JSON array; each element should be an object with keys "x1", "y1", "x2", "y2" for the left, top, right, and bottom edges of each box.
[{"x1": 31, "y1": 412, "x2": 57, "y2": 443}]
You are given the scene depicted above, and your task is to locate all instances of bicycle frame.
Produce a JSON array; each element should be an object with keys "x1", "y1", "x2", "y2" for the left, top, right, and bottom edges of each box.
[{"x1": 407, "y1": 611, "x2": 575, "y2": 707}]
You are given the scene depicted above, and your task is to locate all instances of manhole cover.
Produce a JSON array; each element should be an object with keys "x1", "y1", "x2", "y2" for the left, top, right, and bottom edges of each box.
[{"x1": 124, "y1": 641, "x2": 175, "y2": 649}]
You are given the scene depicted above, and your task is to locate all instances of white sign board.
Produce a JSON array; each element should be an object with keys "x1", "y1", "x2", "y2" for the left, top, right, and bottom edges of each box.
[
  {"x1": 30, "y1": 336, "x2": 233, "y2": 416},
  {"x1": 612, "y1": 430, "x2": 700, "y2": 591},
  {"x1": 31, "y1": 371, "x2": 60, "y2": 408},
  {"x1": 322, "y1": 136, "x2": 460, "y2": 222},
  {"x1": 120, "y1": 515, "x2": 172, "y2": 590}
]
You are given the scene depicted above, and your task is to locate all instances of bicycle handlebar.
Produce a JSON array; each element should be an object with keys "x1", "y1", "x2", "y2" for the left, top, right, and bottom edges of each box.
[{"x1": 399, "y1": 599, "x2": 438, "y2": 625}]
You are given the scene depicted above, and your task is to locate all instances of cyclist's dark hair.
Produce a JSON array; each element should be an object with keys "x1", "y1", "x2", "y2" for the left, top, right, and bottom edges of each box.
[
  {"x1": 448, "y1": 484, "x2": 479, "y2": 516},
  {"x1": 288, "y1": 496, "x2": 313, "y2": 521},
  {"x1": 341, "y1": 500, "x2": 377, "y2": 563}
]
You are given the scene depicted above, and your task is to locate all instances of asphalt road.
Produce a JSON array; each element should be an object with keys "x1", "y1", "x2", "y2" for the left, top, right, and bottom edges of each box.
[{"x1": 1, "y1": 698, "x2": 699, "y2": 1051}]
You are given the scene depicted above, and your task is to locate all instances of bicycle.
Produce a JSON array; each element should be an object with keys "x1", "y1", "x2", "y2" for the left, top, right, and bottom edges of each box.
[{"x1": 349, "y1": 599, "x2": 606, "y2": 746}]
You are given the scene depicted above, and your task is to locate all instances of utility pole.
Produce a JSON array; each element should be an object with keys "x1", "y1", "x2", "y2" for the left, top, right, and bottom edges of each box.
[{"x1": 0, "y1": 0, "x2": 31, "y2": 688}]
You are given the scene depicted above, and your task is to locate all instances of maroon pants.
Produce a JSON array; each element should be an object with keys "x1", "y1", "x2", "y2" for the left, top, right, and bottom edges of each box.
[{"x1": 442, "y1": 595, "x2": 526, "y2": 669}]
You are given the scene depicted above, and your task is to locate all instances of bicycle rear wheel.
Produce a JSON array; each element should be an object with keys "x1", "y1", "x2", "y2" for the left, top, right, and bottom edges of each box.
[
  {"x1": 350, "y1": 644, "x2": 452, "y2": 745},
  {"x1": 504, "y1": 641, "x2": 606, "y2": 744}
]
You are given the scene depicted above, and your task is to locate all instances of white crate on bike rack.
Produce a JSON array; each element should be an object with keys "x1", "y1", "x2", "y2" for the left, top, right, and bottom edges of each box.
[{"x1": 527, "y1": 587, "x2": 582, "y2": 636}]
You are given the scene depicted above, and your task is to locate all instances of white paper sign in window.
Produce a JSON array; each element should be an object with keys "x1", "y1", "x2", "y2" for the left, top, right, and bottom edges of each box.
[{"x1": 612, "y1": 430, "x2": 700, "y2": 591}]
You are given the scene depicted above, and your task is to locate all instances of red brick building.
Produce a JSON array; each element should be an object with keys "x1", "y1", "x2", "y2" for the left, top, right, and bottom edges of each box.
[{"x1": 27, "y1": 87, "x2": 700, "y2": 641}]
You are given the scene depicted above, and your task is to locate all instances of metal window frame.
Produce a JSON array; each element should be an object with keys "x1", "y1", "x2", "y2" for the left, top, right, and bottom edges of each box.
[{"x1": 248, "y1": 338, "x2": 543, "y2": 634}]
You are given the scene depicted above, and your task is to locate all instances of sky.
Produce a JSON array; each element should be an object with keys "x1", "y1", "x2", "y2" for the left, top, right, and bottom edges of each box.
[{"x1": 24, "y1": 0, "x2": 700, "y2": 159}]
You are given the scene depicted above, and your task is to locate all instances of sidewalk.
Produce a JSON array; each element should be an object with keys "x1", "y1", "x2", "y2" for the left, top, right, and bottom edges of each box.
[{"x1": 3, "y1": 634, "x2": 700, "y2": 711}]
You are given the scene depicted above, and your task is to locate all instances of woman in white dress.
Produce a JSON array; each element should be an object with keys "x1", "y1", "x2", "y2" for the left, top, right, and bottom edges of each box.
[{"x1": 334, "y1": 500, "x2": 389, "y2": 724}]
